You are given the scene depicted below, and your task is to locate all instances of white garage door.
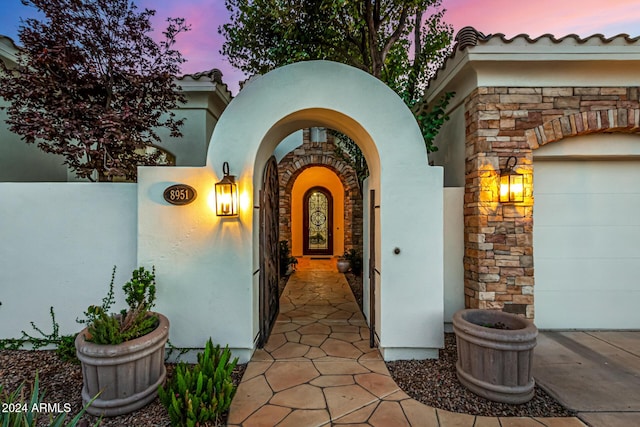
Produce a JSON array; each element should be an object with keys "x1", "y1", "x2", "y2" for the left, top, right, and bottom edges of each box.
[{"x1": 533, "y1": 136, "x2": 640, "y2": 329}]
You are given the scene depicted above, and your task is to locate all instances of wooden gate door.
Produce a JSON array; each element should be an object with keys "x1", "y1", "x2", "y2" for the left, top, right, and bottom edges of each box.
[
  {"x1": 369, "y1": 189, "x2": 377, "y2": 348},
  {"x1": 259, "y1": 156, "x2": 280, "y2": 348}
]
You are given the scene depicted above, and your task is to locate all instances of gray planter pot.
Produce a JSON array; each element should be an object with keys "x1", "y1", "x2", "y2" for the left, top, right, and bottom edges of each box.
[
  {"x1": 452, "y1": 309, "x2": 538, "y2": 404},
  {"x1": 337, "y1": 259, "x2": 350, "y2": 273},
  {"x1": 75, "y1": 312, "x2": 169, "y2": 416}
]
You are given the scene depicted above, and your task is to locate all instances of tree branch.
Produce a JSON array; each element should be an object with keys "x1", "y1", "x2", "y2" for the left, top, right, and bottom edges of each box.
[{"x1": 381, "y1": 5, "x2": 409, "y2": 60}]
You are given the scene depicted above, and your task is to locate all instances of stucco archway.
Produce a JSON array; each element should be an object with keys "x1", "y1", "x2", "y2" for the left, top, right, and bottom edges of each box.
[
  {"x1": 207, "y1": 61, "x2": 443, "y2": 360},
  {"x1": 139, "y1": 61, "x2": 444, "y2": 362}
]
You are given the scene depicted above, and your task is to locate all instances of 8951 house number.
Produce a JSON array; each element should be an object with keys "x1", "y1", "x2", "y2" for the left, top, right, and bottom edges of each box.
[{"x1": 163, "y1": 184, "x2": 197, "y2": 205}]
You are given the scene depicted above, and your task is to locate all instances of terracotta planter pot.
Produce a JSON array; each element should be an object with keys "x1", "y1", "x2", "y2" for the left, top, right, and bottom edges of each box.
[
  {"x1": 75, "y1": 312, "x2": 169, "y2": 416},
  {"x1": 452, "y1": 309, "x2": 537, "y2": 404},
  {"x1": 337, "y1": 259, "x2": 350, "y2": 273}
]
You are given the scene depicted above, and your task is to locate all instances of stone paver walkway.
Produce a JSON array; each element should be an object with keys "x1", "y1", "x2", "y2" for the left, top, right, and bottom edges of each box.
[{"x1": 228, "y1": 259, "x2": 586, "y2": 427}]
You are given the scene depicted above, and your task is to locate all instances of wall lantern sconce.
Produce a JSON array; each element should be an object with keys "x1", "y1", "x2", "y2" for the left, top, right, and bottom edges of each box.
[
  {"x1": 499, "y1": 156, "x2": 524, "y2": 203},
  {"x1": 215, "y1": 162, "x2": 238, "y2": 216}
]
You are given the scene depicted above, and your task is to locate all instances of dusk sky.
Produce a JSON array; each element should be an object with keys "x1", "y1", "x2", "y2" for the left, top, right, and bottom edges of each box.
[{"x1": 1, "y1": 0, "x2": 639, "y2": 94}]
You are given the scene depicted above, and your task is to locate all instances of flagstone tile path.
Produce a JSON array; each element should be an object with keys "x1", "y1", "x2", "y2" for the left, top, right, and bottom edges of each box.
[{"x1": 227, "y1": 259, "x2": 586, "y2": 427}]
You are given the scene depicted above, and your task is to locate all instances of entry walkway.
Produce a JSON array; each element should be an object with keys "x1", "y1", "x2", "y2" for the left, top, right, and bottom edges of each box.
[{"x1": 228, "y1": 260, "x2": 585, "y2": 426}]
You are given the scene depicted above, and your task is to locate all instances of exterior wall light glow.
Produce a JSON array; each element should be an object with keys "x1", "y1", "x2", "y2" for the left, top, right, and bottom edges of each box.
[
  {"x1": 499, "y1": 156, "x2": 524, "y2": 203},
  {"x1": 215, "y1": 162, "x2": 238, "y2": 216}
]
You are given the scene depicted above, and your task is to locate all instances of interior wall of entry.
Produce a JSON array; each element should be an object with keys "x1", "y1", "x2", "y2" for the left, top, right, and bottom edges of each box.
[{"x1": 291, "y1": 166, "x2": 345, "y2": 257}]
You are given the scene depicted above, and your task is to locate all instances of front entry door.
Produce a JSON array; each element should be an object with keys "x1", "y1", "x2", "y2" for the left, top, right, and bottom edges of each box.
[
  {"x1": 303, "y1": 187, "x2": 333, "y2": 256},
  {"x1": 258, "y1": 156, "x2": 280, "y2": 347}
]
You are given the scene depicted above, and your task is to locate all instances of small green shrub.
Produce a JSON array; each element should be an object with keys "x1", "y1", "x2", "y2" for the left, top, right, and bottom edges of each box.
[
  {"x1": 56, "y1": 334, "x2": 79, "y2": 363},
  {"x1": 0, "y1": 373, "x2": 100, "y2": 427},
  {"x1": 158, "y1": 338, "x2": 239, "y2": 427},
  {"x1": 416, "y1": 91, "x2": 455, "y2": 152},
  {"x1": 344, "y1": 249, "x2": 363, "y2": 276},
  {"x1": 165, "y1": 339, "x2": 191, "y2": 362},
  {"x1": 78, "y1": 266, "x2": 158, "y2": 345},
  {"x1": 0, "y1": 306, "x2": 79, "y2": 364},
  {"x1": 279, "y1": 240, "x2": 298, "y2": 277}
]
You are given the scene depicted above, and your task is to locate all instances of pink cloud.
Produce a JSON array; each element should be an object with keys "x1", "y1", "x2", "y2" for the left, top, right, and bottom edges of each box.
[{"x1": 138, "y1": 0, "x2": 246, "y2": 93}]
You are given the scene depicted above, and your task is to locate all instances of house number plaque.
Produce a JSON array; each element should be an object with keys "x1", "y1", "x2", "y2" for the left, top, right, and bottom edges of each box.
[{"x1": 163, "y1": 184, "x2": 197, "y2": 205}]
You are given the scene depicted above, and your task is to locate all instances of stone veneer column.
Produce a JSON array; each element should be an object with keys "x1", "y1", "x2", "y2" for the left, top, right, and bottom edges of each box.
[{"x1": 463, "y1": 86, "x2": 640, "y2": 318}]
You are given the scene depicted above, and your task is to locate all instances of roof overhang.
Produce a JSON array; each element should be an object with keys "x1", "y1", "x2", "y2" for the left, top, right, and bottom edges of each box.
[
  {"x1": 0, "y1": 36, "x2": 19, "y2": 66},
  {"x1": 425, "y1": 28, "x2": 640, "y2": 109}
]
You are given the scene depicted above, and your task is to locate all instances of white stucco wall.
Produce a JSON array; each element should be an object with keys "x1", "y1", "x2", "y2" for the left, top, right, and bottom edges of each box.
[
  {"x1": 443, "y1": 187, "x2": 465, "y2": 325},
  {"x1": 362, "y1": 186, "x2": 464, "y2": 332},
  {"x1": 273, "y1": 131, "x2": 303, "y2": 162},
  {"x1": 430, "y1": 104, "x2": 466, "y2": 188},
  {"x1": 0, "y1": 183, "x2": 137, "y2": 340},
  {"x1": 137, "y1": 166, "x2": 255, "y2": 363},
  {"x1": 0, "y1": 105, "x2": 69, "y2": 182},
  {"x1": 153, "y1": 88, "x2": 229, "y2": 167}
]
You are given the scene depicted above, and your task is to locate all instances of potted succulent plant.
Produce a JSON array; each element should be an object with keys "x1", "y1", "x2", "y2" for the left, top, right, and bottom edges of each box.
[
  {"x1": 452, "y1": 309, "x2": 538, "y2": 404},
  {"x1": 75, "y1": 266, "x2": 169, "y2": 416}
]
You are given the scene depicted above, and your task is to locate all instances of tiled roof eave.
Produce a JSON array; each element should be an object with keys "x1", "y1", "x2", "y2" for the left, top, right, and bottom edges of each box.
[
  {"x1": 465, "y1": 51, "x2": 640, "y2": 61},
  {"x1": 175, "y1": 68, "x2": 232, "y2": 99},
  {"x1": 482, "y1": 32, "x2": 640, "y2": 45},
  {"x1": 425, "y1": 27, "x2": 640, "y2": 104},
  {"x1": 0, "y1": 35, "x2": 19, "y2": 64}
]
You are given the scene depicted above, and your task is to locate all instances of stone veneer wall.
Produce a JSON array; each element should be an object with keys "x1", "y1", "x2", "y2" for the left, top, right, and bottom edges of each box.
[
  {"x1": 278, "y1": 129, "x2": 363, "y2": 254},
  {"x1": 464, "y1": 86, "x2": 640, "y2": 318}
]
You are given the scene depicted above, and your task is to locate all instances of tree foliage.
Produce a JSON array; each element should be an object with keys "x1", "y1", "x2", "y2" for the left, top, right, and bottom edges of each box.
[
  {"x1": 220, "y1": 0, "x2": 454, "y2": 154},
  {"x1": 0, "y1": 0, "x2": 190, "y2": 181}
]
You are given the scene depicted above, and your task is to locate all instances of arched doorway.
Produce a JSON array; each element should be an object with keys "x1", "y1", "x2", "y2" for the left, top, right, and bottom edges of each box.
[
  {"x1": 138, "y1": 60, "x2": 444, "y2": 362},
  {"x1": 303, "y1": 186, "x2": 333, "y2": 256},
  {"x1": 278, "y1": 137, "x2": 359, "y2": 258}
]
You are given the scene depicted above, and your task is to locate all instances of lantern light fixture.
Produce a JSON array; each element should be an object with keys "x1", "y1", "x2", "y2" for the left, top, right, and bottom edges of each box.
[
  {"x1": 499, "y1": 156, "x2": 524, "y2": 203},
  {"x1": 215, "y1": 162, "x2": 238, "y2": 216}
]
